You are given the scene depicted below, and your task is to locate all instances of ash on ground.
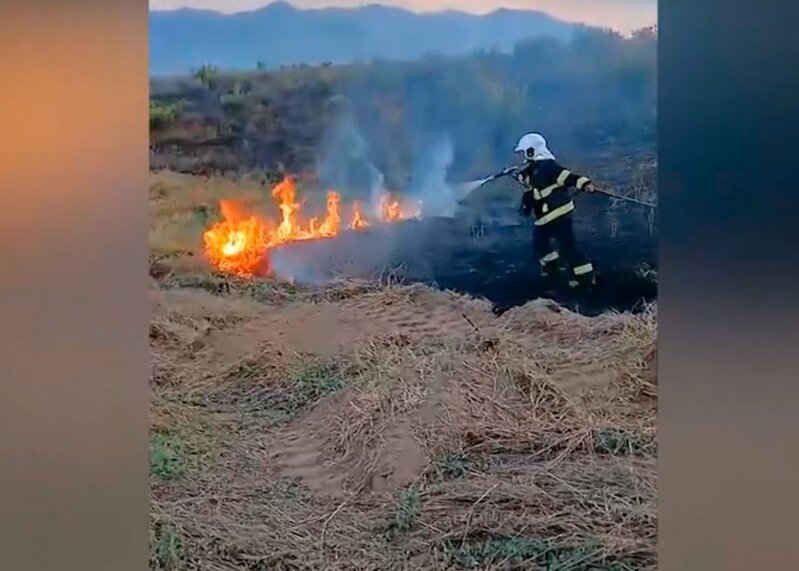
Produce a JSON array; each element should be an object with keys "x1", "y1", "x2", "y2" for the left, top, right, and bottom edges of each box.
[{"x1": 270, "y1": 197, "x2": 656, "y2": 317}]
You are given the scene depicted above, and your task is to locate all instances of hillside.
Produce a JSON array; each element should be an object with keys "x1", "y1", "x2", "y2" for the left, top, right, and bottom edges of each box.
[
  {"x1": 149, "y1": 2, "x2": 576, "y2": 75},
  {"x1": 150, "y1": 26, "x2": 657, "y2": 186}
]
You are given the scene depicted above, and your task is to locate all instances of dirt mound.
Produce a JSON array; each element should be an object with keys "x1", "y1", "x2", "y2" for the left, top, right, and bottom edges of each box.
[
  {"x1": 265, "y1": 284, "x2": 496, "y2": 497},
  {"x1": 339, "y1": 283, "x2": 495, "y2": 338},
  {"x1": 151, "y1": 277, "x2": 657, "y2": 570},
  {"x1": 271, "y1": 396, "x2": 432, "y2": 498},
  {"x1": 266, "y1": 284, "x2": 656, "y2": 501}
]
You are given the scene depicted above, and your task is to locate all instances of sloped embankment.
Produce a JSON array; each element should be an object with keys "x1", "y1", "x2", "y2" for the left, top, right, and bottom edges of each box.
[{"x1": 150, "y1": 275, "x2": 656, "y2": 570}]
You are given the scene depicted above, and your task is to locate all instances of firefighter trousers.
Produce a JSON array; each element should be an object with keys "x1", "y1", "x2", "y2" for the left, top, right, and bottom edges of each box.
[{"x1": 533, "y1": 214, "x2": 595, "y2": 289}]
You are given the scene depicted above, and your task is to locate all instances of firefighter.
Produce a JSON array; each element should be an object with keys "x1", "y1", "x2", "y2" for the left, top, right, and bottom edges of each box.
[{"x1": 511, "y1": 132, "x2": 596, "y2": 292}]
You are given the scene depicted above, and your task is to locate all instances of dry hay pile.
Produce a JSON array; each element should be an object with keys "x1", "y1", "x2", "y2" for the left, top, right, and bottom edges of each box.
[{"x1": 150, "y1": 276, "x2": 656, "y2": 571}]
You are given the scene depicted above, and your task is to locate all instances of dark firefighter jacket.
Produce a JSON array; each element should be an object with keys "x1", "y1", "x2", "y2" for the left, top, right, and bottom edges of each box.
[{"x1": 514, "y1": 159, "x2": 591, "y2": 226}]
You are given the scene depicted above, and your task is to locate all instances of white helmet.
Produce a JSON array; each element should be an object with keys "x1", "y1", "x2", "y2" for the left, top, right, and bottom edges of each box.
[{"x1": 514, "y1": 132, "x2": 556, "y2": 161}]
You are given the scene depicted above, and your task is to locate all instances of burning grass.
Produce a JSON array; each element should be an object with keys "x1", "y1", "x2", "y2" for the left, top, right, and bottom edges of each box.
[
  {"x1": 150, "y1": 171, "x2": 419, "y2": 266},
  {"x1": 150, "y1": 270, "x2": 657, "y2": 570},
  {"x1": 148, "y1": 171, "x2": 422, "y2": 278}
]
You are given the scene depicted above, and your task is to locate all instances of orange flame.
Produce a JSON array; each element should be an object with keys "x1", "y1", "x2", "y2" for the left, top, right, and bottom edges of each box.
[
  {"x1": 317, "y1": 191, "x2": 341, "y2": 236},
  {"x1": 202, "y1": 200, "x2": 271, "y2": 277},
  {"x1": 349, "y1": 201, "x2": 370, "y2": 230},
  {"x1": 379, "y1": 195, "x2": 402, "y2": 222},
  {"x1": 203, "y1": 175, "x2": 420, "y2": 276},
  {"x1": 379, "y1": 192, "x2": 422, "y2": 222}
]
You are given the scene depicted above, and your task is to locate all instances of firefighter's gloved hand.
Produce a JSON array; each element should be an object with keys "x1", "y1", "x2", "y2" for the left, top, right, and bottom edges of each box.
[
  {"x1": 584, "y1": 183, "x2": 596, "y2": 193},
  {"x1": 519, "y1": 191, "x2": 534, "y2": 217}
]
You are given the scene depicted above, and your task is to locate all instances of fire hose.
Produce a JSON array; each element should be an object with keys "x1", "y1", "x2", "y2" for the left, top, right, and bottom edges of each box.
[
  {"x1": 463, "y1": 166, "x2": 657, "y2": 209},
  {"x1": 592, "y1": 188, "x2": 656, "y2": 209}
]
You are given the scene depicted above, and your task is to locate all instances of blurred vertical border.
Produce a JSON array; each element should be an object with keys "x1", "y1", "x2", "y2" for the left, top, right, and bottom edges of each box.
[
  {"x1": 0, "y1": 2, "x2": 149, "y2": 571},
  {"x1": 1, "y1": 0, "x2": 798, "y2": 570}
]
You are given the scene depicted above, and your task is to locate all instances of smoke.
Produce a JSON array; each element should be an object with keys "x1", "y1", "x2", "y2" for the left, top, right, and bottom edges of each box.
[
  {"x1": 316, "y1": 117, "x2": 463, "y2": 220},
  {"x1": 271, "y1": 119, "x2": 466, "y2": 285},
  {"x1": 315, "y1": 116, "x2": 387, "y2": 218},
  {"x1": 269, "y1": 246, "x2": 327, "y2": 286},
  {"x1": 268, "y1": 118, "x2": 391, "y2": 284},
  {"x1": 269, "y1": 227, "x2": 399, "y2": 286},
  {"x1": 407, "y1": 135, "x2": 459, "y2": 218}
]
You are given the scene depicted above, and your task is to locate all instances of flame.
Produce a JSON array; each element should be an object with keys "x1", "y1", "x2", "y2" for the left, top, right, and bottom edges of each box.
[
  {"x1": 379, "y1": 192, "x2": 422, "y2": 222},
  {"x1": 272, "y1": 176, "x2": 300, "y2": 242},
  {"x1": 203, "y1": 200, "x2": 271, "y2": 277},
  {"x1": 203, "y1": 175, "x2": 420, "y2": 276},
  {"x1": 379, "y1": 195, "x2": 402, "y2": 222},
  {"x1": 318, "y1": 190, "x2": 341, "y2": 236},
  {"x1": 349, "y1": 201, "x2": 370, "y2": 230}
]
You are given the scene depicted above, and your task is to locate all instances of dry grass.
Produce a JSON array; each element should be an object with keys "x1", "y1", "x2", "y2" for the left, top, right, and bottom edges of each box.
[
  {"x1": 150, "y1": 171, "x2": 656, "y2": 570},
  {"x1": 150, "y1": 277, "x2": 656, "y2": 570},
  {"x1": 149, "y1": 171, "x2": 263, "y2": 257}
]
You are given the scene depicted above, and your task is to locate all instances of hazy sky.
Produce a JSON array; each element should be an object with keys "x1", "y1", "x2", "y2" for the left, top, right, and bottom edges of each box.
[{"x1": 149, "y1": 1, "x2": 657, "y2": 34}]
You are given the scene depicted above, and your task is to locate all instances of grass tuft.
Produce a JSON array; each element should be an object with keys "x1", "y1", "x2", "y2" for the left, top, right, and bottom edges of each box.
[
  {"x1": 386, "y1": 485, "x2": 423, "y2": 538},
  {"x1": 443, "y1": 536, "x2": 603, "y2": 570},
  {"x1": 433, "y1": 451, "x2": 472, "y2": 481},
  {"x1": 593, "y1": 427, "x2": 649, "y2": 456},
  {"x1": 151, "y1": 523, "x2": 184, "y2": 571},
  {"x1": 150, "y1": 433, "x2": 184, "y2": 481}
]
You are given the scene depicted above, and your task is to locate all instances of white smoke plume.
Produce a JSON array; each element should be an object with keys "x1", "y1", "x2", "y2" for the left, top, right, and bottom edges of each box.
[
  {"x1": 315, "y1": 117, "x2": 462, "y2": 221},
  {"x1": 407, "y1": 135, "x2": 458, "y2": 218},
  {"x1": 315, "y1": 116, "x2": 387, "y2": 219},
  {"x1": 269, "y1": 245, "x2": 327, "y2": 285}
]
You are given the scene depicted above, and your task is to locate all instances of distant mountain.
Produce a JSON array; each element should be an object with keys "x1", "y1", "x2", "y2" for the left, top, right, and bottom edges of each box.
[{"x1": 149, "y1": 2, "x2": 577, "y2": 76}]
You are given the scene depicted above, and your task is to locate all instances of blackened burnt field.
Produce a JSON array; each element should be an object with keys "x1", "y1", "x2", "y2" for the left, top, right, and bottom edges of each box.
[{"x1": 272, "y1": 196, "x2": 657, "y2": 316}]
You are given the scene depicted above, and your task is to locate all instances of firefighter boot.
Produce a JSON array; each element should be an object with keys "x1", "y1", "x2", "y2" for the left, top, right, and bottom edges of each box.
[
  {"x1": 538, "y1": 250, "x2": 561, "y2": 296},
  {"x1": 540, "y1": 267, "x2": 559, "y2": 296},
  {"x1": 568, "y1": 262, "x2": 596, "y2": 293}
]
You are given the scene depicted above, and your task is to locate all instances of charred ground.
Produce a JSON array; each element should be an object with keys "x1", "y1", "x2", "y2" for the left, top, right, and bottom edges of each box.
[{"x1": 270, "y1": 188, "x2": 656, "y2": 316}]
